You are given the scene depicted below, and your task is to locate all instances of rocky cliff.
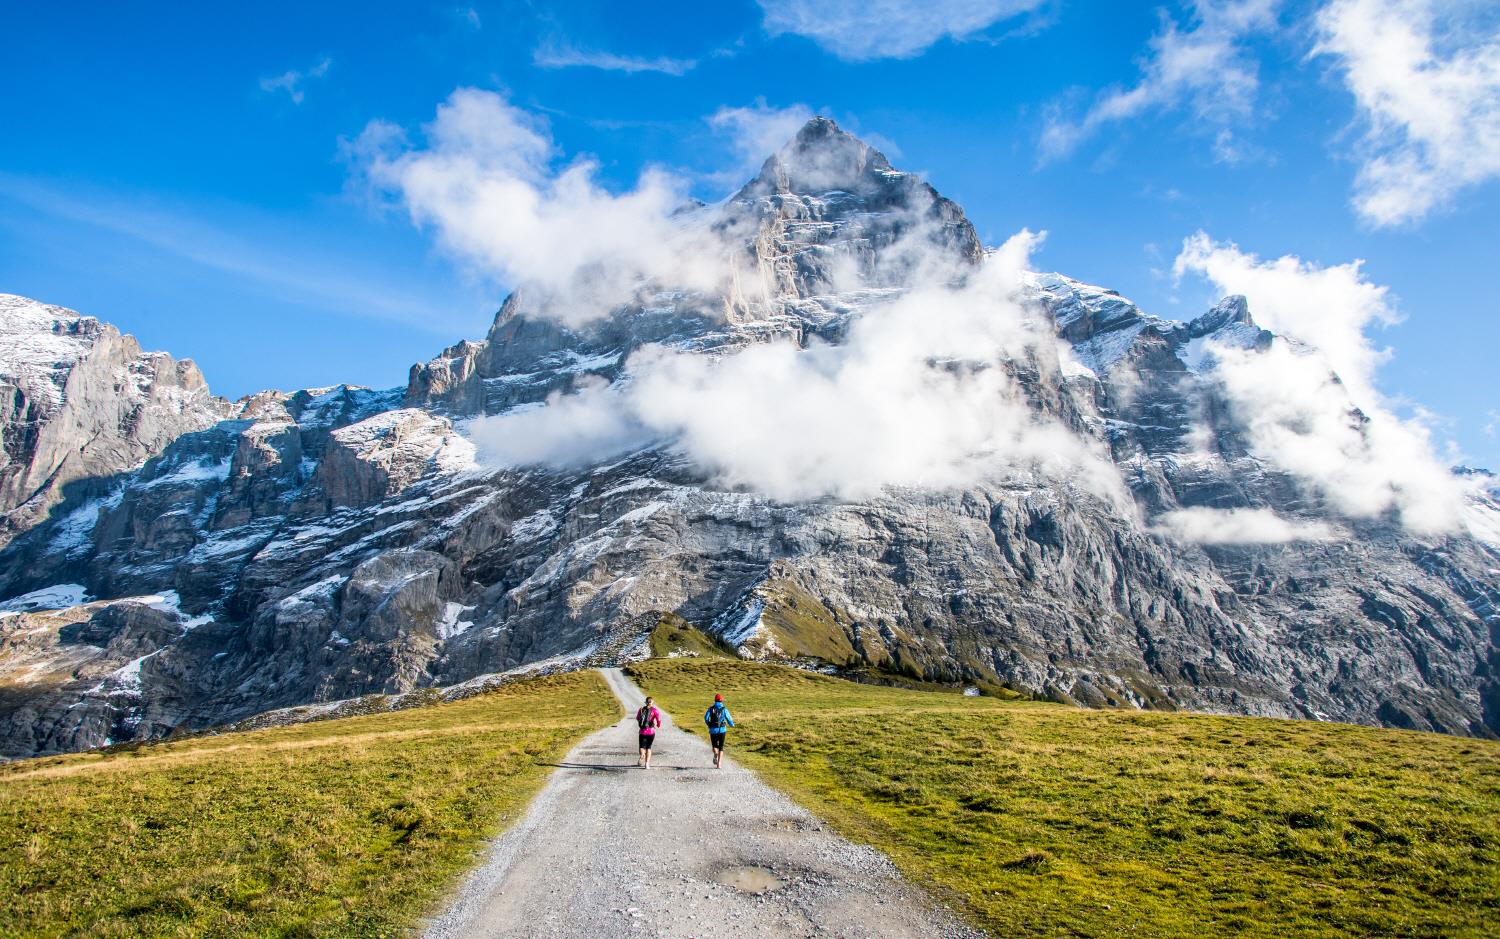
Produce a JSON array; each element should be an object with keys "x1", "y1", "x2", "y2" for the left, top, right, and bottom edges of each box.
[
  {"x1": 0, "y1": 295, "x2": 232, "y2": 547},
  {"x1": 1, "y1": 119, "x2": 1497, "y2": 757}
]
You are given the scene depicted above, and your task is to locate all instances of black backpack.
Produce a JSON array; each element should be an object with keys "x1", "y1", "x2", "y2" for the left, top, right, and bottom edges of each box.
[{"x1": 637, "y1": 705, "x2": 653, "y2": 729}]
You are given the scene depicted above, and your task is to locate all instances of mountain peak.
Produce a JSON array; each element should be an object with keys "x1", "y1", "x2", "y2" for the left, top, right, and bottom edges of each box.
[
  {"x1": 748, "y1": 116, "x2": 896, "y2": 197},
  {"x1": 786, "y1": 116, "x2": 880, "y2": 158},
  {"x1": 1187, "y1": 295, "x2": 1257, "y2": 337}
]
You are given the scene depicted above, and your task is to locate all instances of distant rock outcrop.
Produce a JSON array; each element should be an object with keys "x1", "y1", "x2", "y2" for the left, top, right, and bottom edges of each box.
[{"x1": 317, "y1": 409, "x2": 474, "y2": 510}]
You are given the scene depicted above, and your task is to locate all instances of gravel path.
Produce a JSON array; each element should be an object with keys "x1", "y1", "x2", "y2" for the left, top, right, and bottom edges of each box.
[{"x1": 423, "y1": 667, "x2": 984, "y2": 939}]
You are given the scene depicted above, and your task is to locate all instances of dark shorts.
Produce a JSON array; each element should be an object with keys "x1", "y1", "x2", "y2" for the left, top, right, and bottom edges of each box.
[
  {"x1": 638, "y1": 732, "x2": 655, "y2": 750},
  {"x1": 710, "y1": 732, "x2": 727, "y2": 750}
]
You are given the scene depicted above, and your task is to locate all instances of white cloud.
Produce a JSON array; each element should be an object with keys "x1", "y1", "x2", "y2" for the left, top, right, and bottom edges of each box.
[
  {"x1": 1041, "y1": 0, "x2": 1278, "y2": 160},
  {"x1": 259, "y1": 57, "x2": 332, "y2": 105},
  {"x1": 757, "y1": 0, "x2": 1048, "y2": 61},
  {"x1": 353, "y1": 89, "x2": 739, "y2": 325},
  {"x1": 466, "y1": 377, "x2": 649, "y2": 467},
  {"x1": 1174, "y1": 232, "x2": 1467, "y2": 534},
  {"x1": 1206, "y1": 341, "x2": 1462, "y2": 531},
  {"x1": 1173, "y1": 231, "x2": 1395, "y2": 402},
  {"x1": 533, "y1": 42, "x2": 697, "y2": 76},
  {"x1": 708, "y1": 101, "x2": 816, "y2": 178},
  {"x1": 1313, "y1": 0, "x2": 1500, "y2": 226},
  {"x1": 1155, "y1": 507, "x2": 1336, "y2": 543},
  {"x1": 468, "y1": 232, "x2": 1131, "y2": 504}
]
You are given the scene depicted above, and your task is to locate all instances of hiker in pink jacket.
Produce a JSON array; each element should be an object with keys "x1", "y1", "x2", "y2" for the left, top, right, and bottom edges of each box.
[{"x1": 636, "y1": 695, "x2": 662, "y2": 769}]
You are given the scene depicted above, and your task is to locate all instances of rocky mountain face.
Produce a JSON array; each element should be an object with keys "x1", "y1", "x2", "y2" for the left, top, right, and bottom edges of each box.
[
  {"x1": 2, "y1": 119, "x2": 1498, "y2": 758},
  {"x1": 0, "y1": 295, "x2": 232, "y2": 547}
]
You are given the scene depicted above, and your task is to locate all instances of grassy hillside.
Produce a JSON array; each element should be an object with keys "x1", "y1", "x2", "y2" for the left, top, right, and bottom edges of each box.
[
  {"x1": 0, "y1": 670, "x2": 617, "y2": 938},
  {"x1": 647, "y1": 614, "x2": 737, "y2": 660},
  {"x1": 630, "y1": 658, "x2": 1500, "y2": 939}
]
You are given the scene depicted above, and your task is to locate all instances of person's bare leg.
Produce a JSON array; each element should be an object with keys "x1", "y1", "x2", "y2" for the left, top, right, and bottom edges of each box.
[
  {"x1": 638, "y1": 746, "x2": 645, "y2": 768},
  {"x1": 644, "y1": 742, "x2": 652, "y2": 769}
]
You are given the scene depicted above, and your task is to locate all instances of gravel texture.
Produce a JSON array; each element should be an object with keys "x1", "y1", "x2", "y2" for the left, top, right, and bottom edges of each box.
[{"x1": 422, "y1": 667, "x2": 985, "y2": 939}]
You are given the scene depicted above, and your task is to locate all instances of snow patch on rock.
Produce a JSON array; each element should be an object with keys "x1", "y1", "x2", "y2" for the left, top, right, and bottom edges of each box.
[
  {"x1": 137, "y1": 456, "x2": 233, "y2": 490},
  {"x1": 1465, "y1": 498, "x2": 1500, "y2": 548},
  {"x1": 0, "y1": 295, "x2": 97, "y2": 411},
  {"x1": 437, "y1": 601, "x2": 477, "y2": 640},
  {"x1": 0, "y1": 583, "x2": 91, "y2": 613}
]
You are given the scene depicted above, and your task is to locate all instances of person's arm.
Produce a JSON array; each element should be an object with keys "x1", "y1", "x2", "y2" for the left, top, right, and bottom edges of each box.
[{"x1": 726, "y1": 708, "x2": 735, "y2": 727}]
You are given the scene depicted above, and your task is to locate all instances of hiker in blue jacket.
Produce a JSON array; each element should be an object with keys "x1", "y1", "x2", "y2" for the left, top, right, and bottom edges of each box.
[{"x1": 704, "y1": 693, "x2": 735, "y2": 769}]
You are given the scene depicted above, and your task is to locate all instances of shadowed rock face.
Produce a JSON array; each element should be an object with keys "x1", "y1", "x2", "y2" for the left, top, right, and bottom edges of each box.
[{"x1": 1, "y1": 119, "x2": 1498, "y2": 757}]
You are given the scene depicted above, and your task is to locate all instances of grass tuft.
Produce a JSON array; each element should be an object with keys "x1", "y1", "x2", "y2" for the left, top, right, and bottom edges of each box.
[{"x1": 1001, "y1": 849, "x2": 1054, "y2": 873}]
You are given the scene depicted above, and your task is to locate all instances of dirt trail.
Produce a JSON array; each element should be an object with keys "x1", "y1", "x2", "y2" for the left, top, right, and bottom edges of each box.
[{"x1": 423, "y1": 667, "x2": 982, "y2": 939}]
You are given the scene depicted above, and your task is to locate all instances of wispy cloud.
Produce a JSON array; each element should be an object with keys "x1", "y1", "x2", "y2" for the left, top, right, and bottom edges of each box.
[
  {"x1": 455, "y1": 6, "x2": 481, "y2": 29},
  {"x1": 1174, "y1": 231, "x2": 1467, "y2": 534},
  {"x1": 0, "y1": 173, "x2": 473, "y2": 335},
  {"x1": 259, "y1": 56, "x2": 332, "y2": 105},
  {"x1": 1154, "y1": 507, "x2": 1337, "y2": 544},
  {"x1": 533, "y1": 42, "x2": 697, "y2": 76},
  {"x1": 757, "y1": 0, "x2": 1049, "y2": 61},
  {"x1": 1040, "y1": 1, "x2": 1278, "y2": 161},
  {"x1": 707, "y1": 100, "x2": 816, "y2": 178},
  {"x1": 1313, "y1": 0, "x2": 1500, "y2": 227}
]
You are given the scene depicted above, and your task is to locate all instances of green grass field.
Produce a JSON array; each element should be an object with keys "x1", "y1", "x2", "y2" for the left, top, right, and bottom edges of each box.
[
  {"x1": 647, "y1": 613, "x2": 738, "y2": 660},
  {"x1": 630, "y1": 658, "x2": 1500, "y2": 939},
  {"x1": 0, "y1": 670, "x2": 617, "y2": 938}
]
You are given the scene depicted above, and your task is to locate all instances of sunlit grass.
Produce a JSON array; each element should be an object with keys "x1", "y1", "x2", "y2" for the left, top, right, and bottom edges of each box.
[
  {"x1": 648, "y1": 613, "x2": 737, "y2": 660},
  {"x1": 631, "y1": 658, "x2": 1500, "y2": 938},
  {"x1": 0, "y1": 670, "x2": 616, "y2": 938}
]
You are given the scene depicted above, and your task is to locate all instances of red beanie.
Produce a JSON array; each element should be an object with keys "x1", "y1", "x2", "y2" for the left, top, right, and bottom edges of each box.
[{"x1": 714, "y1": 693, "x2": 723, "y2": 701}]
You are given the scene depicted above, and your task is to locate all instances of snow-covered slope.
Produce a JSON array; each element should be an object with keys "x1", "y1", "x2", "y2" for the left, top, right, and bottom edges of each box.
[{"x1": 0, "y1": 296, "x2": 99, "y2": 410}]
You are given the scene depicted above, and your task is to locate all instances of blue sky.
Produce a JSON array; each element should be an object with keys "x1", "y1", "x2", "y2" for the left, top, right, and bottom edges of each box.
[{"x1": 2, "y1": 1, "x2": 1496, "y2": 467}]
